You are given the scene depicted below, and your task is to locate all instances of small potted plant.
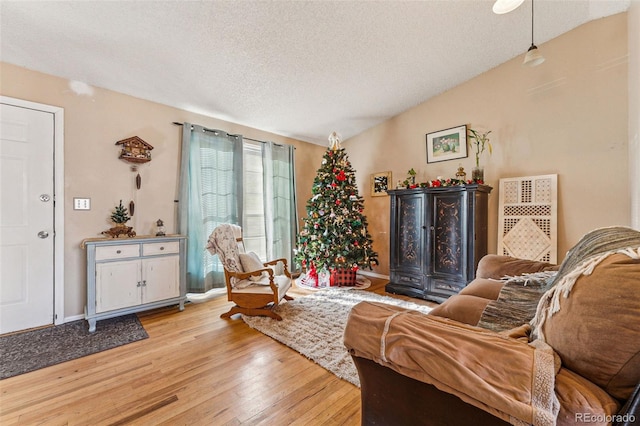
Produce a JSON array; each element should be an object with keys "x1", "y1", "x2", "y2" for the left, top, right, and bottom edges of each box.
[
  {"x1": 468, "y1": 129, "x2": 492, "y2": 182},
  {"x1": 103, "y1": 200, "x2": 135, "y2": 238},
  {"x1": 110, "y1": 200, "x2": 131, "y2": 227}
]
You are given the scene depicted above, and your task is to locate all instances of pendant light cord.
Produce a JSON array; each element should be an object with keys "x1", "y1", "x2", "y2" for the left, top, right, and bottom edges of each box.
[{"x1": 531, "y1": 0, "x2": 535, "y2": 46}]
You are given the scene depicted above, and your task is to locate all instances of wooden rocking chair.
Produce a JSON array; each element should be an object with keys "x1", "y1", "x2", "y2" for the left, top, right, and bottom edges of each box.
[{"x1": 206, "y1": 224, "x2": 293, "y2": 320}]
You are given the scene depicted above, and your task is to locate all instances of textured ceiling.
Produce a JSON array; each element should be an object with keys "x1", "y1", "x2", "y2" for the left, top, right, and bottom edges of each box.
[{"x1": 0, "y1": 0, "x2": 630, "y2": 145}]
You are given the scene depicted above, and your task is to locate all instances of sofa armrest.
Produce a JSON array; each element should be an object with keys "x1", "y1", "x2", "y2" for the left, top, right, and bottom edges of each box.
[
  {"x1": 476, "y1": 254, "x2": 558, "y2": 280},
  {"x1": 352, "y1": 355, "x2": 510, "y2": 426},
  {"x1": 344, "y1": 301, "x2": 560, "y2": 425}
]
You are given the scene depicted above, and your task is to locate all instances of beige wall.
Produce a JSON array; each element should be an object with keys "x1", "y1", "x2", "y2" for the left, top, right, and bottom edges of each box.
[
  {"x1": 630, "y1": 2, "x2": 640, "y2": 229},
  {"x1": 0, "y1": 62, "x2": 325, "y2": 319},
  {"x1": 346, "y1": 13, "x2": 631, "y2": 276}
]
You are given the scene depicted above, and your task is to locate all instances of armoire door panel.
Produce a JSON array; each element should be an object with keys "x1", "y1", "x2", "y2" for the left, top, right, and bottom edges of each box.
[{"x1": 430, "y1": 191, "x2": 468, "y2": 283}]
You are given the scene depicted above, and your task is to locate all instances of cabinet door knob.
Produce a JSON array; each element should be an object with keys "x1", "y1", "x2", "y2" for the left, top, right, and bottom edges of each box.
[
  {"x1": 159, "y1": 246, "x2": 164, "y2": 250},
  {"x1": 116, "y1": 250, "x2": 122, "y2": 254}
]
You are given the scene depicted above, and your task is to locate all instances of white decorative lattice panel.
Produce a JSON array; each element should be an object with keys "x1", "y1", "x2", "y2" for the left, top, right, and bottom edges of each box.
[{"x1": 498, "y1": 174, "x2": 558, "y2": 263}]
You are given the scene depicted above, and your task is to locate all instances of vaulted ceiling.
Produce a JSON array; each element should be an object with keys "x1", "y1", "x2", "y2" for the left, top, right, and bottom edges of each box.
[{"x1": 0, "y1": 1, "x2": 630, "y2": 144}]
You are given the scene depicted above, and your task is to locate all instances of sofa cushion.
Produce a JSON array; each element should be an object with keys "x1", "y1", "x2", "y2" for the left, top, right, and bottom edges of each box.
[
  {"x1": 540, "y1": 252, "x2": 640, "y2": 401},
  {"x1": 458, "y1": 278, "x2": 505, "y2": 300},
  {"x1": 428, "y1": 294, "x2": 490, "y2": 326},
  {"x1": 476, "y1": 255, "x2": 558, "y2": 280},
  {"x1": 555, "y1": 367, "x2": 620, "y2": 426}
]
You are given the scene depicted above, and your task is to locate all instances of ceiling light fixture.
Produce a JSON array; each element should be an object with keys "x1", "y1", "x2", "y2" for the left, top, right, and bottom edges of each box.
[
  {"x1": 523, "y1": 0, "x2": 545, "y2": 67},
  {"x1": 492, "y1": 0, "x2": 525, "y2": 14}
]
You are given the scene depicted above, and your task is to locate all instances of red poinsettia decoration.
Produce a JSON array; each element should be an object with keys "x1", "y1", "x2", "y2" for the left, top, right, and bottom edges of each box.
[{"x1": 336, "y1": 170, "x2": 346, "y2": 181}]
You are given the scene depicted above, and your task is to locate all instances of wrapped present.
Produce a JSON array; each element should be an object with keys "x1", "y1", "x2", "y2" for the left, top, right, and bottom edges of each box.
[{"x1": 331, "y1": 268, "x2": 357, "y2": 286}]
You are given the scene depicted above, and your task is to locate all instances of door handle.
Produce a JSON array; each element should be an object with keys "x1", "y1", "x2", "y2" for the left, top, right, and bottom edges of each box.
[
  {"x1": 37, "y1": 231, "x2": 49, "y2": 239},
  {"x1": 39, "y1": 194, "x2": 51, "y2": 202}
]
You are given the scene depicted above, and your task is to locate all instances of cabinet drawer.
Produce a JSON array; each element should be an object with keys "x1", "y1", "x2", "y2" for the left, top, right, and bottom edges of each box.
[
  {"x1": 142, "y1": 241, "x2": 180, "y2": 256},
  {"x1": 431, "y1": 279, "x2": 465, "y2": 295},
  {"x1": 95, "y1": 244, "x2": 140, "y2": 261},
  {"x1": 391, "y1": 273, "x2": 424, "y2": 290}
]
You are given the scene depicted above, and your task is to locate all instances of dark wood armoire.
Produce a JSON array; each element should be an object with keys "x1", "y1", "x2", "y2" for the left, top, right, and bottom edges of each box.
[{"x1": 385, "y1": 184, "x2": 492, "y2": 303}]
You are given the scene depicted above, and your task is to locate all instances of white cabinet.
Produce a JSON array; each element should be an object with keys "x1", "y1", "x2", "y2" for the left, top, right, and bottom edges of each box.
[{"x1": 83, "y1": 236, "x2": 186, "y2": 332}]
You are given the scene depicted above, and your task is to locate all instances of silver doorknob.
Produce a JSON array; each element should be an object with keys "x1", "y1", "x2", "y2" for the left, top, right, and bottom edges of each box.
[
  {"x1": 39, "y1": 194, "x2": 51, "y2": 202},
  {"x1": 38, "y1": 231, "x2": 49, "y2": 239}
]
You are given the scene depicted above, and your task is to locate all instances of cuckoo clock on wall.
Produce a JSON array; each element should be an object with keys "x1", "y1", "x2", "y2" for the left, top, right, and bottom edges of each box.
[
  {"x1": 115, "y1": 136, "x2": 153, "y2": 164},
  {"x1": 115, "y1": 136, "x2": 154, "y2": 221}
]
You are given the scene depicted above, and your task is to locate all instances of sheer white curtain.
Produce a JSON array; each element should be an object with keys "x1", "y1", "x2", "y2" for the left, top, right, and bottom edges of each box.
[
  {"x1": 177, "y1": 124, "x2": 243, "y2": 292},
  {"x1": 264, "y1": 142, "x2": 298, "y2": 269},
  {"x1": 242, "y1": 140, "x2": 298, "y2": 269}
]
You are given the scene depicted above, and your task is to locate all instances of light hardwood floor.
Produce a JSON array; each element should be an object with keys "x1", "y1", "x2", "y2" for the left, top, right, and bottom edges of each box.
[{"x1": 0, "y1": 278, "x2": 435, "y2": 425}]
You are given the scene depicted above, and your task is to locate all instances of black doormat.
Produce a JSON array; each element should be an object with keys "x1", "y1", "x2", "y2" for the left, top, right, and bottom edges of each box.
[{"x1": 0, "y1": 314, "x2": 148, "y2": 380}]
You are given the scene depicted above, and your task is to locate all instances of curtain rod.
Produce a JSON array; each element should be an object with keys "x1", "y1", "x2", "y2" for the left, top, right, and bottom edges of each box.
[{"x1": 172, "y1": 121, "x2": 286, "y2": 146}]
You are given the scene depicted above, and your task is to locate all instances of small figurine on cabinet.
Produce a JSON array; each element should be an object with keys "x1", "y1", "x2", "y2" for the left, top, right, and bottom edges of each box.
[
  {"x1": 455, "y1": 164, "x2": 467, "y2": 181},
  {"x1": 155, "y1": 219, "x2": 166, "y2": 237}
]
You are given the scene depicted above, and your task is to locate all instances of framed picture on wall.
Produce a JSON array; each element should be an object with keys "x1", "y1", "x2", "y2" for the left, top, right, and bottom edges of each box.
[
  {"x1": 426, "y1": 125, "x2": 468, "y2": 163},
  {"x1": 371, "y1": 171, "x2": 392, "y2": 196}
]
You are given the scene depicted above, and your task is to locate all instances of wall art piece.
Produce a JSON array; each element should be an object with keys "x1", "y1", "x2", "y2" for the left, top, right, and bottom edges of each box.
[
  {"x1": 426, "y1": 125, "x2": 468, "y2": 163},
  {"x1": 371, "y1": 171, "x2": 391, "y2": 196}
]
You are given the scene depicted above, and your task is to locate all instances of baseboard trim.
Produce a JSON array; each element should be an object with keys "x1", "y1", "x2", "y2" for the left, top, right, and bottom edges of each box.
[
  {"x1": 358, "y1": 270, "x2": 390, "y2": 280},
  {"x1": 65, "y1": 314, "x2": 85, "y2": 323}
]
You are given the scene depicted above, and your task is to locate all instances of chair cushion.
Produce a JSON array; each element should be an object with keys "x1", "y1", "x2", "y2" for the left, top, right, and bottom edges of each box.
[
  {"x1": 540, "y1": 253, "x2": 640, "y2": 401},
  {"x1": 239, "y1": 252, "x2": 266, "y2": 281},
  {"x1": 232, "y1": 275, "x2": 292, "y2": 301}
]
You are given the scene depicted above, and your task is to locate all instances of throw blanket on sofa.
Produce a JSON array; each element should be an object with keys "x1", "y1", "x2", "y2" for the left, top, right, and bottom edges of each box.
[
  {"x1": 477, "y1": 271, "x2": 556, "y2": 333},
  {"x1": 530, "y1": 226, "x2": 640, "y2": 340},
  {"x1": 345, "y1": 301, "x2": 561, "y2": 426}
]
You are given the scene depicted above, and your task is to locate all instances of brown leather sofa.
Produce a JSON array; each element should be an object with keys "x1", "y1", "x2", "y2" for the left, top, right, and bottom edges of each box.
[{"x1": 345, "y1": 227, "x2": 640, "y2": 426}]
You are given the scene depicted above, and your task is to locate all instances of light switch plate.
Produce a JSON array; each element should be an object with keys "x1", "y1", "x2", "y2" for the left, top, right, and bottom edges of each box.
[{"x1": 74, "y1": 197, "x2": 91, "y2": 210}]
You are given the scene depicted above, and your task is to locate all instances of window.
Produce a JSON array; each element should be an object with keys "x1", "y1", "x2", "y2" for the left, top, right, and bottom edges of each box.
[{"x1": 243, "y1": 142, "x2": 267, "y2": 260}]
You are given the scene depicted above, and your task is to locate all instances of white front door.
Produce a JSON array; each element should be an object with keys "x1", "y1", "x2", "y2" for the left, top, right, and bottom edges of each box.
[{"x1": 0, "y1": 103, "x2": 55, "y2": 334}]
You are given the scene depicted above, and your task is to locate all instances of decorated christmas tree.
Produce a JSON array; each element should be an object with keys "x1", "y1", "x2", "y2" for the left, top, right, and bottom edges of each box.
[{"x1": 295, "y1": 132, "x2": 379, "y2": 287}]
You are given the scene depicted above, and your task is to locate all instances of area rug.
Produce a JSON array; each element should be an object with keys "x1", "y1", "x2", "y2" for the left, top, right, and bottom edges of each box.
[
  {"x1": 0, "y1": 314, "x2": 148, "y2": 380},
  {"x1": 242, "y1": 289, "x2": 432, "y2": 387}
]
